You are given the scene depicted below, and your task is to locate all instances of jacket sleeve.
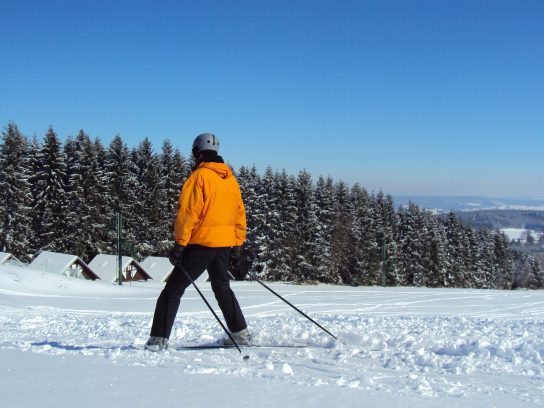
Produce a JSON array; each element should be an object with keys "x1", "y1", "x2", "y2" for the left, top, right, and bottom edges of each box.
[
  {"x1": 234, "y1": 189, "x2": 247, "y2": 246},
  {"x1": 174, "y1": 173, "x2": 204, "y2": 246}
]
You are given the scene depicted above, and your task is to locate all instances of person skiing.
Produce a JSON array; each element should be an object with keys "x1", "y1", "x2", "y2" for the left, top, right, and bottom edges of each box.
[{"x1": 144, "y1": 133, "x2": 250, "y2": 351}]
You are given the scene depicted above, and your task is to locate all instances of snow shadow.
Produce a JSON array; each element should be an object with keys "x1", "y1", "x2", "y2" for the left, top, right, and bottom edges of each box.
[{"x1": 30, "y1": 341, "x2": 137, "y2": 352}]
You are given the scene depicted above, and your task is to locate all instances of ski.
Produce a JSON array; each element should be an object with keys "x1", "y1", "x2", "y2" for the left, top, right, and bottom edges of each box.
[{"x1": 176, "y1": 343, "x2": 308, "y2": 351}]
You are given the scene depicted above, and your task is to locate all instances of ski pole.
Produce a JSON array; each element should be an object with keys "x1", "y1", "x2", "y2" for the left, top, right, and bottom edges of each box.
[
  {"x1": 248, "y1": 274, "x2": 337, "y2": 340},
  {"x1": 179, "y1": 265, "x2": 249, "y2": 360}
]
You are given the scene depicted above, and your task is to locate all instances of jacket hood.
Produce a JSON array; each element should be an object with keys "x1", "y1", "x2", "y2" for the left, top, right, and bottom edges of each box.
[{"x1": 198, "y1": 162, "x2": 233, "y2": 179}]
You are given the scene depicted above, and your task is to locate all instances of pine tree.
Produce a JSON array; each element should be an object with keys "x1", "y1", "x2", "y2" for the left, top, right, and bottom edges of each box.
[
  {"x1": 397, "y1": 202, "x2": 427, "y2": 286},
  {"x1": 26, "y1": 135, "x2": 43, "y2": 256},
  {"x1": 252, "y1": 166, "x2": 276, "y2": 278},
  {"x1": 104, "y1": 134, "x2": 138, "y2": 256},
  {"x1": 374, "y1": 192, "x2": 399, "y2": 286},
  {"x1": 292, "y1": 170, "x2": 319, "y2": 282},
  {"x1": 131, "y1": 138, "x2": 164, "y2": 258},
  {"x1": 445, "y1": 212, "x2": 467, "y2": 287},
  {"x1": 64, "y1": 130, "x2": 109, "y2": 260},
  {"x1": 268, "y1": 170, "x2": 298, "y2": 281},
  {"x1": 156, "y1": 140, "x2": 188, "y2": 256},
  {"x1": 236, "y1": 165, "x2": 261, "y2": 278},
  {"x1": 477, "y1": 228, "x2": 496, "y2": 288},
  {"x1": 33, "y1": 127, "x2": 68, "y2": 252},
  {"x1": 330, "y1": 180, "x2": 353, "y2": 284},
  {"x1": 349, "y1": 187, "x2": 379, "y2": 285},
  {"x1": 423, "y1": 217, "x2": 448, "y2": 287},
  {"x1": 527, "y1": 256, "x2": 543, "y2": 289},
  {"x1": 63, "y1": 135, "x2": 79, "y2": 255},
  {"x1": 0, "y1": 123, "x2": 32, "y2": 259},
  {"x1": 313, "y1": 176, "x2": 335, "y2": 282},
  {"x1": 89, "y1": 137, "x2": 112, "y2": 257},
  {"x1": 464, "y1": 226, "x2": 485, "y2": 288},
  {"x1": 494, "y1": 232, "x2": 514, "y2": 289},
  {"x1": 348, "y1": 183, "x2": 372, "y2": 285},
  {"x1": 511, "y1": 249, "x2": 531, "y2": 288}
]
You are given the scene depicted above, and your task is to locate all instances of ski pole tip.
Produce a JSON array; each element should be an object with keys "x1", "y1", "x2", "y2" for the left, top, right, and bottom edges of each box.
[{"x1": 243, "y1": 355, "x2": 249, "y2": 361}]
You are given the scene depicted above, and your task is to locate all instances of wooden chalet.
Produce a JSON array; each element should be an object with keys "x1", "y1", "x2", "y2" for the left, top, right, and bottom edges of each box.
[
  {"x1": 88, "y1": 255, "x2": 152, "y2": 283},
  {"x1": 28, "y1": 251, "x2": 100, "y2": 280},
  {"x1": 140, "y1": 256, "x2": 175, "y2": 282},
  {"x1": 0, "y1": 252, "x2": 24, "y2": 267}
]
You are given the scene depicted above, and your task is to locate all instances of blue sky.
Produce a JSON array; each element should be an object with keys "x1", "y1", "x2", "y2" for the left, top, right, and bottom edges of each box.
[{"x1": 1, "y1": 0, "x2": 543, "y2": 196}]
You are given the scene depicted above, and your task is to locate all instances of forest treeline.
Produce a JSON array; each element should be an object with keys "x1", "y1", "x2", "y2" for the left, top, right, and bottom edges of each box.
[{"x1": 1, "y1": 123, "x2": 542, "y2": 289}]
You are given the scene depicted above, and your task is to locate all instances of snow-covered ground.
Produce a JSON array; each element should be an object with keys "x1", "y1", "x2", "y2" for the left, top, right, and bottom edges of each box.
[
  {"x1": 1, "y1": 265, "x2": 543, "y2": 407},
  {"x1": 501, "y1": 228, "x2": 543, "y2": 244}
]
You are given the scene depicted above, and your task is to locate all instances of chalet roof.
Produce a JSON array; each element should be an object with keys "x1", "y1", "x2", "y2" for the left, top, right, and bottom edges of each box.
[
  {"x1": 0, "y1": 252, "x2": 24, "y2": 267},
  {"x1": 140, "y1": 256, "x2": 174, "y2": 282},
  {"x1": 27, "y1": 251, "x2": 100, "y2": 280},
  {"x1": 88, "y1": 255, "x2": 152, "y2": 283}
]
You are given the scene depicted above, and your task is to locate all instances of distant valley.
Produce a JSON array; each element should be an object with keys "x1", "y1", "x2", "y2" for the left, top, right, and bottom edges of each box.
[
  {"x1": 393, "y1": 195, "x2": 544, "y2": 234},
  {"x1": 393, "y1": 196, "x2": 544, "y2": 214}
]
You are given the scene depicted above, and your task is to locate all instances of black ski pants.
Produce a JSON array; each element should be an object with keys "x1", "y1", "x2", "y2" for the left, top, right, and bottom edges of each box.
[{"x1": 150, "y1": 244, "x2": 247, "y2": 339}]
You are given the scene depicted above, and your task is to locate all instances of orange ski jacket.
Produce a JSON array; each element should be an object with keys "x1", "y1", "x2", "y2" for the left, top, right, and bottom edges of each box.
[{"x1": 174, "y1": 162, "x2": 246, "y2": 248}]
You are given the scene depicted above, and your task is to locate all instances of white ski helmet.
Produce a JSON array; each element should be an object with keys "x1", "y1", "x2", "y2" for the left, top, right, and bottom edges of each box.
[{"x1": 192, "y1": 133, "x2": 219, "y2": 155}]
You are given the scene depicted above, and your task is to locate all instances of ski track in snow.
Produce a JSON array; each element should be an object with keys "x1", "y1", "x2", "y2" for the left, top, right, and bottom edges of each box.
[{"x1": 1, "y1": 305, "x2": 543, "y2": 403}]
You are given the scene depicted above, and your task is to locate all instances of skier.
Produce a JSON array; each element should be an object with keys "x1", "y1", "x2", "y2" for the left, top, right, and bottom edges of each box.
[{"x1": 144, "y1": 133, "x2": 250, "y2": 351}]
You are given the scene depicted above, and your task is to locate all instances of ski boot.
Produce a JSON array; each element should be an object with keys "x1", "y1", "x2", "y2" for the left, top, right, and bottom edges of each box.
[
  {"x1": 218, "y1": 328, "x2": 252, "y2": 346},
  {"x1": 144, "y1": 336, "x2": 169, "y2": 352}
]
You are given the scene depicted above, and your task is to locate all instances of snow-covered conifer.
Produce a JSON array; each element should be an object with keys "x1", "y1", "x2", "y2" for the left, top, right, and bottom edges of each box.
[
  {"x1": 425, "y1": 219, "x2": 448, "y2": 287},
  {"x1": 262, "y1": 170, "x2": 296, "y2": 281},
  {"x1": 34, "y1": 127, "x2": 68, "y2": 252},
  {"x1": 527, "y1": 256, "x2": 543, "y2": 289},
  {"x1": 445, "y1": 212, "x2": 467, "y2": 287},
  {"x1": 0, "y1": 123, "x2": 32, "y2": 258},
  {"x1": 154, "y1": 140, "x2": 188, "y2": 255},
  {"x1": 251, "y1": 166, "x2": 277, "y2": 279},
  {"x1": 63, "y1": 130, "x2": 109, "y2": 260},
  {"x1": 104, "y1": 134, "x2": 138, "y2": 255},
  {"x1": 494, "y1": 232, "x2": 514, "y2": 289},
  {"x1": 397, "y1": 202, "x2": 426, "y2": 286},
  {"x1": 330, "y1": 180, "x2": 353, "y2": 284},
  {"x1": 374, "y1": 192, "x2": 399, "y2": 286},
  {"x1": 292, "y1": 170, "x2": 319, "y2": 282},
  {"x1": 477, "y1": 228, "x2": 496, "y2": 288},
  {"x1": 313, "y1": 176, "x2": 335, "y2": 282},
  {"x1": 236, "y1": 165, "x2": 261, "y2": 278},
  {"x1": 131, "y1": 137, "x2": 164, "y2": 258}
]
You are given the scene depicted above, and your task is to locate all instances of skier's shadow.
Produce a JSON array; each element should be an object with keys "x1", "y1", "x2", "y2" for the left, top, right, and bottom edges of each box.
[{"x1": 30, "y1": 341, "x2": 137, "y2": 351}]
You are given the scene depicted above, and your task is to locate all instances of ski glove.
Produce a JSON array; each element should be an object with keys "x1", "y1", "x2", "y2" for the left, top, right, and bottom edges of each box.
[
  {"x1": 168, "y1": 243, "x2": 186, "y2": 267},
  {"x1": 229, "y1": 246, "x2": 245, "y2": 280}
]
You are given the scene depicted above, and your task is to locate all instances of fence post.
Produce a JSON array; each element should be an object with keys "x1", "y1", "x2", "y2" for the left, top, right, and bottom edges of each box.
[{"x1": 117, "y1": 213, "x2": 123, "y2": 286}]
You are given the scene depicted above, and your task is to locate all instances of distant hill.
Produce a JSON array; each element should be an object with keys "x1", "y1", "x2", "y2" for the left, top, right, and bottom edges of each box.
[
  {"x1": 393, "y1": 196, "x2": 544, "y2": 214},
  {"x1": 442, "y1": 210, "x2": 544, "y2": 232},
  {"x1": 393, "y1": 195, "x2": 544, "y2": 236}
]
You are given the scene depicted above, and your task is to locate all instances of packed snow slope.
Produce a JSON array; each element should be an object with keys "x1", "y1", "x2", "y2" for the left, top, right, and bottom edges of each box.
[{"x1": 1, "y1": 265, "x2": 543, "y2": 408}]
